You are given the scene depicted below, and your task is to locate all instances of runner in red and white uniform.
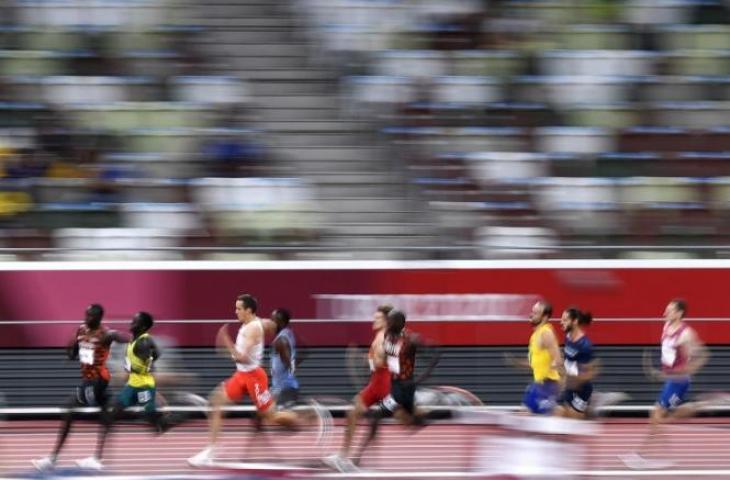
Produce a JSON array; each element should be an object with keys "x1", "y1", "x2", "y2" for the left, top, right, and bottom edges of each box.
[
  {"x1": 325, "y1": 305, "x2": 392, "y2": 469},
  {"x1": 622, "y1": 298, "x2": 708, "y2": 469},
  {"x1": 188, "y1": 293, "x2": 311, "y2": 466}
]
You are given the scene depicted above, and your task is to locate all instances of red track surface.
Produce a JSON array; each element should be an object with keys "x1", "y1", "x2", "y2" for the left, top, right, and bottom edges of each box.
[{"x1": 4, "y1": 418, "x2": 730, "y2": 478}]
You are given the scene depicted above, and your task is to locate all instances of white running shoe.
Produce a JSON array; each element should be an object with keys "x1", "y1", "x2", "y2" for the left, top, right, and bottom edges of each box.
[
  {"x1": 322, "y1": 453, "x2": 358, "y2": 473},
  {"x1": 188, "y1": 446, "x2": 216, "y2": 467},
  {"x1": 32, "y1": 456, "x2": 56, "y2": 471},
  {"x1": 322, "y1": 454, "x2": 343, "y2": 470},
  {"x1": 76, "y1": 456, "x2": 104, "y2": 471},
  {"x1": 620, "y1": 452, "x2": 674, "y2": 470},
  {"x1": 591, "y1": 392, "x2": 629, "y2": 413}
]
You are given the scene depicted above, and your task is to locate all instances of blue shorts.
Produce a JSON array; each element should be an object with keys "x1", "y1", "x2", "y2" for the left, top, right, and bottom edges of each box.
[
  {"x1": 658, "y1": 378, "x2": 690, "y2": 410},
  {"x1": 523, "y1": 381, "x2": 559, "y2": 415},
  {"x1": 562, "y1": 382, "x2": 593, "y2": 413}
]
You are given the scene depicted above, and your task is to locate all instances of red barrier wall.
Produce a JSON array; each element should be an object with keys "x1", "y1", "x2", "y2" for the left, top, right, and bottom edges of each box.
[{"x1": 2, "y1": 261, "x2": 729, "y2": 347}]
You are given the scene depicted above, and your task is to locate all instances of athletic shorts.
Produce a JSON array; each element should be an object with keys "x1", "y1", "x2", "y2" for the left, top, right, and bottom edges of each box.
[
  {"x1": 117, "y1": 385, "x2": 156, "y2": 413},
  {"x1": 561, "y1": 382, "x2": 593, "y2": 413},
  {"x1": 523, "y1": 380, "x2": 559, "y2": 415},
  {"x1": 360, "y1": 368, "x2": 391, "y2": 407},
  {"x1": 658, "y1": 378, "x2": 690, "y2": 410},
  {"x1": 380, "y1": 379, "x2": 416, "y2": 415},
  {"x1": 275, "y1": 386, "x2": 299, "y2": 410},
  {"x1": 75, "y1": 379, "x2": 109, "y2": 407},
  {"x1": 224, "y1": 367, "x2": 273, "y2": 412}
]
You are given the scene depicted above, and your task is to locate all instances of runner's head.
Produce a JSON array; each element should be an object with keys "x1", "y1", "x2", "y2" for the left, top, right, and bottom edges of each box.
[
  {"x1": 664, "y1": 298, "x2": 686, "y2": 324},
  {"x1": 386, "y1": 309, "x2": 406, "y2": 335},
  {"x1": 373, "y1": 304, "x2": 393, "y2": 331},
  {"x1": 131, "y1": 311, "x2": 154, "y2": 337},
  {"x1": 236, "y1": 293, "x2": 258, "y2": 323},
  {"x1": 530, "y1": 301, "x2": 552, "y2": 327},
  {"x1": 85, "y1": 303, "x2": 104, "y2": 330},
  {"x1": 271, "y1": 308, "x2": 291, "y2": 333},
  {"x1": 561, "y1": 307, "x2": 592, "y2": 333}
]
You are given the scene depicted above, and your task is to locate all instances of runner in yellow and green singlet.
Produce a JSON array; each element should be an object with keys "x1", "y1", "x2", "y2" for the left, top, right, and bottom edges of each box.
[{"x1": 78, "y1": 311, "x2": 178, "y2": 471}]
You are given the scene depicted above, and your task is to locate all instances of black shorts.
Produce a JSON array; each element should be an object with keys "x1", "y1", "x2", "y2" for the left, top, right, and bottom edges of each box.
[
  {"x1": 276, "y1": 387, "x2": 299, "y2": 410},
  {"x1": 380, "y1": 379, "x2": 416, "y2": 415},
  {"x1": 561, "y1": 383, "x2": 593, "y2": 413},
  {"x1": 75, "y1": 378, "x2": 109, "y2": 407}
]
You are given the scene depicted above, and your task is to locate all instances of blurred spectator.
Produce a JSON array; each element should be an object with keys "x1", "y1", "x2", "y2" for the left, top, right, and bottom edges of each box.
[
  {"x1": 36, "y1": 111, "x2": 74, "y2": 161},
  {"x1": 202, "y1": 134, "x2": 265, "y2": 178},
  {"x1": 4, "y1": 149, "x2": 49, "y2": 179}
]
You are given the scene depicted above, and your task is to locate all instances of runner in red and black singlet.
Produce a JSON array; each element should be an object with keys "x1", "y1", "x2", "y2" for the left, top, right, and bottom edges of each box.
[
  {"x1": 349, "y1": 309, "x2": 442, "y2": 469},
  {"x1": 381, "y1": 318, "x2": 419, "y2": 415},
  {"x1": 32, "y1": 304, "x2": 127, "y2": 471},
  {"x1": 77, "y1": 323, "x2": 112, "y2": 383}
]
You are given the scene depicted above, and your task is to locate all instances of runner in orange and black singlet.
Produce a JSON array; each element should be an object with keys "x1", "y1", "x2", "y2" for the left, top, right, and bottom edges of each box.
[{"x1": 32, "y1": 304, "x2": 127, "y2": 471}]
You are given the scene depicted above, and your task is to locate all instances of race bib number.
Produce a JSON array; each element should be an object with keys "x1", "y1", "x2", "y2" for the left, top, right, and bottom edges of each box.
[
  {"x1": 382, "y1": 394, "x2": 399, "y2": 412},
  {"x1": 387, "y1": 355, "x2": 400, "y2": 375},
  {"x1": 661, "y1": 342, "x2": 676, "y2": 367},
  {"x1": 137, "y1": 390, "x2": 152, "y2": 404},
  {"x1": 79, "y1": 346, "x2": 94, "y2": 366},
  {"x1": 564, "y1": 360, "x2": 579, "y2": 377}
]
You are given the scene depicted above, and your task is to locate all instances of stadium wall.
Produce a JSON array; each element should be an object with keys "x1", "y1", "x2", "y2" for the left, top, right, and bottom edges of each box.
[
  {"x1": 1, "y1": 260, "x2": 729, "y2": 348},
  {"x1": 2, "y1": 260, "x2": 730, "y2": 409}
]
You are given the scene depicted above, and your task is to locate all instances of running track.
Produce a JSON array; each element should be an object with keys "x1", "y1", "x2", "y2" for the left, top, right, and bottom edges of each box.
[{"x1": 3, "y1": 418, "x2": 730, "y2": 479}]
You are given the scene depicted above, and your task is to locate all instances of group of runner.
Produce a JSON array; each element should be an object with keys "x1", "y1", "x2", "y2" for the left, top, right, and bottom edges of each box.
[
  {"x1": 516, "y1": 298, "x2": 708, "y2": 468},
  {"x1": 31, "y1": 294, "x2": 708, "y2": 472}
]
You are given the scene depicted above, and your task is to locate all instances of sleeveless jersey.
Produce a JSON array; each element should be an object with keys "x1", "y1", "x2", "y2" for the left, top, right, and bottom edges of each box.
[
  {"x1": 564, "y1": 333, "x2": 594, "y2": 378},
  {"x1": 125, "y1": 333, "x2": 155, "y2": 388},
  {"x1": 383, "y1": 330, "x2": 416, "y2": 381},
  {"x1": 661, "y1": 322, "x2": 689, "y2": 374},
  {"x1": 76, "y1": 325, "x2": 111, "y2": 381},
  {"x1": 529, "y1": 323, "x2": 561, "y2": 382},
  {"x1": 271, "y1": 327, "x2": 299, "y2": 392},
  {"x1": 236, "y1": 319, "x2": 264, "y2": 372},
  {"x1": 368, "y1": 331, "x2": 387, "y2": 373}
]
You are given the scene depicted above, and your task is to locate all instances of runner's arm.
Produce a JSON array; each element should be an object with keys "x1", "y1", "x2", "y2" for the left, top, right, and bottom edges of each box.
[
  {"x1": 218, "y1": 324, "x2": 259, "y2": 364},
  {"x1": 504, "y1": 352, "x2": 530, "y2": 370},
  {"x1": 683, "y1": 329, "x2": 709, "y2": 376},
  {"x1": 346, "y1": 344, "x2": 368, "y2": 388},
  {"x1": 274, "y1": 335, "x2": 293, "y2": 372},
  {"x1": 542, "y1": 329, "x2": 565, "y2": 378},
  {"x1": 131, "y1": 336, "x2": 160, "y2": 373},
  {"x1": 66, "y1": 329, "x2": 80, "y2": 360},
  {"x1": 102, "y1": 330, "x2": 129, "y2": 347},
  {"x1": 576, "y1": 359, "x2": 600, "y2": 382},
  {"x1": 414, "y1": 336, "x2": 440, "y2": 385},
  {"x1": 569, "y1": 359, "x2": 600, "y2": 387}
]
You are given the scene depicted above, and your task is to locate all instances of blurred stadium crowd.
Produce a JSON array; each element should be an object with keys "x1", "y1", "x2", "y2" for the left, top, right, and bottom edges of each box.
[{"x1": 0, "y1": 0, "x2": 729, "y2": 260}]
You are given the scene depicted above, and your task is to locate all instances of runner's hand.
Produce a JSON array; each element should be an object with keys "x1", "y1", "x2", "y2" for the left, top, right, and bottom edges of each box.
[
  {"x1": 643, "y1": 350, "x2": 665, "y2": 381},
  {"x1": 504, "y1": 353, "x2": 529, "y2": 369}
]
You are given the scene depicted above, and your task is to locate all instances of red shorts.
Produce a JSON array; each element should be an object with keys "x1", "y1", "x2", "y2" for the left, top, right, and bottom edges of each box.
[
  {"x1": 359, "y1": 367, "x2": 391, "y2": 407},
  {"x1": 223, "y1": 367, "x2": 273, "y2": 411}
]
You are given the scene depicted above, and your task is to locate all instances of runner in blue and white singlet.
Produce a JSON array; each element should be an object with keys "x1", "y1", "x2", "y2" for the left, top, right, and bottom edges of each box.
[{"x1": 556, "y1": 307, "x2": 597, "y2": 419}]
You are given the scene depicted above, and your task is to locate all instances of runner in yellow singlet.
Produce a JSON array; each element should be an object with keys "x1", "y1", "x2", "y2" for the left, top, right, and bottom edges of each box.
[{"x1": 507, "y1": 301, "x2": 563, "y2": 415}]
